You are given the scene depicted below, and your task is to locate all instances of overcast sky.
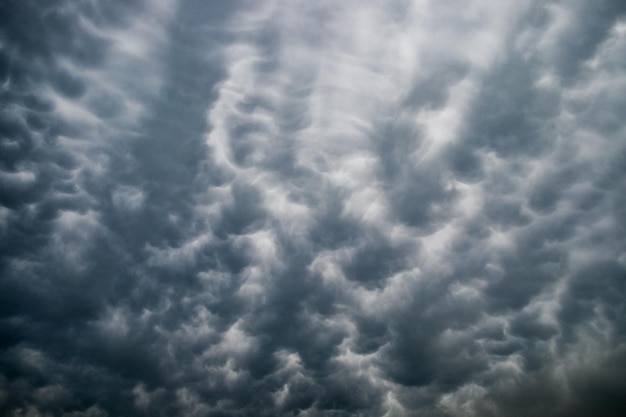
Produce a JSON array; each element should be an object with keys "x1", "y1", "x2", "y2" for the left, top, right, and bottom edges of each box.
[{"x1": 1, "y1": 1, "x2": 626, "y2": 416}]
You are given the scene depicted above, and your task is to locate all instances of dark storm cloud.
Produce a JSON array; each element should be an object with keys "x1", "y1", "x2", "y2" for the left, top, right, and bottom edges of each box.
[{"x1": 2, "y1": 0, "x2": 626, "y2": 416}]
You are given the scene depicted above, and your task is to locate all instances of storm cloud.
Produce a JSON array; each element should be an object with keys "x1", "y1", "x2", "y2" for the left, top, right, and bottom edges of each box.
[{"x1": 1, "y1": 0, "x2": 626, "y2": 416}]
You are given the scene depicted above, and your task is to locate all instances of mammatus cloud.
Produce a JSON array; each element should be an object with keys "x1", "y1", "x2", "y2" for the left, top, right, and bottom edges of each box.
[{"x1": 1, "y1": 0, "x2": 625, "y2": 416}]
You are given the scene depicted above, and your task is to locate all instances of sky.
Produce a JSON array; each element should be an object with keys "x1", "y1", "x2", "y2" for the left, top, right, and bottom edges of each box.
[{"x1": 1, "y1": 0, "x2": 626, "y2": 416}]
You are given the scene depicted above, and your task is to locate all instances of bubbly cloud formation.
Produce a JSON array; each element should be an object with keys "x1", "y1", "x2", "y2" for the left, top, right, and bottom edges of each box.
[{"x1": 1, "y1": 1, "x2": 626, "y2": 416}]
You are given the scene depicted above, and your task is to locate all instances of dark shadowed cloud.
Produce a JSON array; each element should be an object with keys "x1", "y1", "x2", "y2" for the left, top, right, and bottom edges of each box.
[{"x1": 1, "y1": 0, "x2": 626, "y2": 416}]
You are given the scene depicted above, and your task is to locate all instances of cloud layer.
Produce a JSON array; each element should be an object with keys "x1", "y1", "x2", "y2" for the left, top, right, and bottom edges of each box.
[{"x1": 1, "y1": 1, "x2": 626, "y2": 416}]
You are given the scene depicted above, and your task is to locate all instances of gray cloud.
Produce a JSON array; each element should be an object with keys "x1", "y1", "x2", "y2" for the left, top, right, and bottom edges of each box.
[{"x1": 2, "y1": 0, "x2": 626, "y2": 416}]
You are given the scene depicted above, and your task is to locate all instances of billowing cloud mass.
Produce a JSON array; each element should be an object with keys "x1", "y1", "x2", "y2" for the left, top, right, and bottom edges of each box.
[{"x1": 1, "y1": 0, "x2": 626, "y2": 416}]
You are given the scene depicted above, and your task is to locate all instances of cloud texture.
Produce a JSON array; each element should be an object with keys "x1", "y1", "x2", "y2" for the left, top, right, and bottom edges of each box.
[{"x1": 1, "y1": 0, "x2": 626, "y2": 416}]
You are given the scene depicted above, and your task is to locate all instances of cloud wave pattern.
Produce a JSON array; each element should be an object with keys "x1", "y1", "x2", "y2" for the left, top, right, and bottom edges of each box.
[{"x1": 1, "y1": 1, "x2": 626, "y2": 416}]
